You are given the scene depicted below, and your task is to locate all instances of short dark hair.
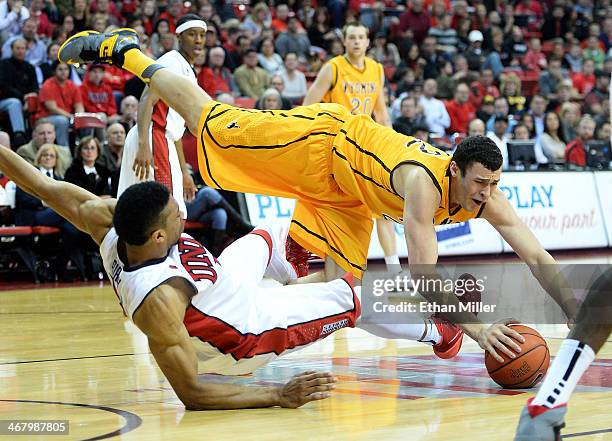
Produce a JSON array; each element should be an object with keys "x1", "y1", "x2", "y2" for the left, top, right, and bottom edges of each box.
[
  {"x1": 176, "y1": 13, "x2": 204, "y2": 30},
  {"x1": 113, "y1": 182, "x2": 171, "y2": 245},
  {"x1": 452, "y1": 136, "x2": 503, "y2": 174}
]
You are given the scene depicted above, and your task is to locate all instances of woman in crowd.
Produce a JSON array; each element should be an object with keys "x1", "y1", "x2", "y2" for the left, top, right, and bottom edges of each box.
[
  {"x1": 64, "y1": 136, "x2": 111, "y2": 197},
  {"x1": 538, "y1": 111, "x2": 568, "y2": 163},
  {"x1": 14, "y1": 144, "x2": 86, "y2": 280}
]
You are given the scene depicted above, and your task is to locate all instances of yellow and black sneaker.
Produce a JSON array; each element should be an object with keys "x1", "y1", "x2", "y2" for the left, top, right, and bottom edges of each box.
[{"x1": 59, "y1": 28, "x2": 139, "y2": 67}]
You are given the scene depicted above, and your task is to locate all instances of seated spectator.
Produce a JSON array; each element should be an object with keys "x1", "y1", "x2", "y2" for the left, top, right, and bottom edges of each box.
[
  {"x1": 29, "y1": 0, "x2": 53, "y2": 38},
  {"x1": 538, "y1": 111, "x2": 567, "y2": 163},
  {"x1": 560, "y1": 102, "x2": 581, "y2": 143},
  {"x1": 275, "y1": 16, "x2": 310, "y2": 59},
  {"x1": 465, "y1": 30, "x2": 485, "y2": 72},
  {"x1": 280, "y1": 52, "x2": 307, "y2": 103},
  {"x1": 512, "y1": 123, "x2": 532, "y2": 141},
  {"x1": 583, "y1": 35, "x2": 605, "y2": 69},
  {"x1": 157, "y1": 0, "x2": 184, "y2": 33},
  {"x1": 571, "y1": 58, "x2": 596, "y2": 96},
  {"x1": 307, "y1": 7, "x2": 335, "y2": 50},
  {"x1": 256, "y1": 87, "x2": 283, "y2": 110},
  {"x1": 500, "y1": 73, "x2": 526, "y2": 116},
  {"x1": 539, "y1": 58, "x2": 565, "y2": 102},
  {"x1": 96, "y1": 123, "x2": 125, "y2": 195},
  {"x1": 503, "y1": 26, "x2": 528, "y2": 68},
  {"x1": 268, "y1": 75, "x2": 293, "y2": 110},
  {"x1": 524, "y1": 37, "x2": 547, "y2": 71},
  {"x1": 367, "y1": 31, "x2": 400, "y2": 68},
  {"x1": 14, "y1": 143, "x2": 86, "y2": 280},
  {"x1": 435, "y1": 60, "x2": 456, "y2": 100},
  {"x1": 565, "y1": 115, "x2": 596, "y2": 166},
  {"x1": 583, "y1": 69, "x2": 610, "y2": 113},
  {"x1": 596, "y1": 121, "x2": 611, "y2": 141},
  {"x1": 467, "y1": 118, "x2": 486, "y2": 137},
  {"x1": 486, "y1": 114, "x2": 510, "y2": 169},
  {"x1": 241, "y1": 2, "x2": 270, "y2": 40},
  {"x1": 186, "y1": 186, "x2": 254, "y2": 256},
  {"x1": 112, "y1": 95, "x2": 138, "y2": 133},
  {"x1": 392, "y1": 96, "x2": 427, "y2": 136},
  {"x1": 428, "y1": 13, "x2": 458, "y2": 55},
  {"x1": 418, "y1": 79, "x2": 450, "y2": 135},
  {"x1": 37, "y1": 42, "x2": 82, "y2": 86},
  {"x1": 198, "y1": 46, "x2": 237, "y2": 97},
  {"x1": 257, "y1": 37, "x2": 285, "y2": 76},
  {"x1": 564, "y1": 42, "x2": 583, "y2": 73},
  {"x1": 64, "y1": 136, "x2": 111, "y2": 196},
  {"x1": 1, "y1": 18, "x2": 46, "y2": 67},
  {"x1": 0, "y1": 0, "x2": 30, "y2": 39},
  {"x1": 444, "y1": 83, "x2": 475, "y2": 134},
  {"x1": 36, "y1": 61, "x2": 84, "y2": 147},
  {"x1": 542, "y1": 4, "x2": 569, "y2": 41},
  {"x1": 150, "y1": 18, "x2": 171, "y2": 58},
  {"x1": 469, "y1": 68, "x2": 500, "y2": 108},
  {"x1": 16, "y1": 118, "x2": 71, "y2": 176},
  {"x1": 520, "y1": 113, "x2": 537, "y2": 139},
  {"x1": 0, "y1": 38, "x2": 37, "y2": 147},
  {"x1": 80, "y1": 64, "x2": 118, "y2": 127},
  {"x1": 476, "y1": 95, "x2": 495, "y2": 124},
  {"x1": 234, "y1": 48, "x2": 270, "y2": 99},
  {"x1": 528, "y1": 94, "x2": 548, "y2": 138},
  {"x1": 226, "y1": 35, "x2": 251, "y2": 71}
]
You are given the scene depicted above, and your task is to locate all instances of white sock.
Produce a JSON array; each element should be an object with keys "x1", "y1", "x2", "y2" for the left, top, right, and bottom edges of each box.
[
  {"x1": 384, "y1": 255, "x2": 400, "y2": 267},
  {"x1": 355, "y1": 319, "x2": 441, "y2": 345},
  {"x1": 531, "y1": 339, "x2": 595, "y2": 408}
]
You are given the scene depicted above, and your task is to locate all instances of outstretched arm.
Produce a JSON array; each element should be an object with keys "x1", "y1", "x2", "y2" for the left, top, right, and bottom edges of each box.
[
  {"x1": 302, "y1": 63, "x2": 333, "y2": 106},
  {"x1": 0, "y1": 145, "x2": 113, "y2": 244},
  {"x1": 399, "y1": 166, "x2": 523, "y2": 361},
  {"x1": 133, "y1": 86, "x2": 158, "y2": 181},
  {"x1": 135, "y1": 279, "x2": 336, "y2": 410},
  {"x1": 482, "y1": 189, "x2": 579, "y2": 320}
]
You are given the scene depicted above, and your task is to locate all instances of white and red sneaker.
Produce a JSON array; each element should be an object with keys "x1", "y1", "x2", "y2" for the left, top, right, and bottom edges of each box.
[{"x1": 431, "y1": 316, "x2": 464, "y2": 359}]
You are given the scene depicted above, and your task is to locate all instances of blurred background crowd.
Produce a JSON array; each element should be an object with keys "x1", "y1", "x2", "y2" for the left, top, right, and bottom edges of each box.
[{"x1": 0, "y1": 0, "x2": 611, "y2": 281}]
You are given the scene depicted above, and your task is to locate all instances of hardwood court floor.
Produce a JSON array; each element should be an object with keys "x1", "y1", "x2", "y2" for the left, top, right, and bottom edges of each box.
[{"x1": 1, "y1": 266, "x2": 612, "y2": 440}]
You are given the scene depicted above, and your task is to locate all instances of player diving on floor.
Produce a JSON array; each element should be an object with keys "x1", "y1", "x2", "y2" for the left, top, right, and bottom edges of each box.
[{"x1": 58, "y1": 26, "x2": 579, "y2": 365}]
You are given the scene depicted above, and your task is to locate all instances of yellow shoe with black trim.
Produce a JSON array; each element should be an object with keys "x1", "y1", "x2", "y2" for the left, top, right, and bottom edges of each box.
[{"x1": 58, "y1": 28, "x2": 140, "y2": 67}]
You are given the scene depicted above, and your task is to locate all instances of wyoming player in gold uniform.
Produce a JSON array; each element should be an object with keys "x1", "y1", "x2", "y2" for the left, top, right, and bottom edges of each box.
[
  {"x1": 303, "y1": 23, "x2": 399, "y2": 272},
  {"x1": 59, "y1": 28, "x2": 579, "y2": 362}
]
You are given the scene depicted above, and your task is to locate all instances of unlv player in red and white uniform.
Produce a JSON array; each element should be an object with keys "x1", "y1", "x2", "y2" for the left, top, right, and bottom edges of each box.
[
  {"x1": 101, "y1": 222, "x2": 362, "y2": 375},
  {"x1": 118, "y1": 15, "x2": 205, "y2": 216}
]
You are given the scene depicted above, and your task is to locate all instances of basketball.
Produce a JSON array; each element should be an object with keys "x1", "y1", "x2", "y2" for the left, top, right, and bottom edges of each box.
[{"x1": 485, "y1": 325, "x2": 550, "y2": 389}]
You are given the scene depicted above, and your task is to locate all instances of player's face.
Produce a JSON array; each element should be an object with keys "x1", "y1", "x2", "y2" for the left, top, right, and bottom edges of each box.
[
  {"x1": 343, "y1": 26, "x2": 369, "y2": 57},
  {"x1": 180, "y1": 28, "x2": 206, "y2": 62},
  {"x1": 161, "y1": 197, "x2": 184, "y2": 246},
  {"x1": 454, "y1": 162, "x2": 501, "y2": 212}
]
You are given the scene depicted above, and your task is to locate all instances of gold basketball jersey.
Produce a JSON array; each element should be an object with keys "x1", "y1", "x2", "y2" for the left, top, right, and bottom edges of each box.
[{"x1": 323, "y1": 55, "x2": 384, "y2": 116}]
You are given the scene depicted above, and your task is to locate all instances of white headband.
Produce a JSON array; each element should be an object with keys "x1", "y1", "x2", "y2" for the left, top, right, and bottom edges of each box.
[{"x1": 176, "y1": 20, "x2": 208, "y2": 35}]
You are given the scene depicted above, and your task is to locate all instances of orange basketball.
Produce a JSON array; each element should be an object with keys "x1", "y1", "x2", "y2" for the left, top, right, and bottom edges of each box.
[{"x1": 485, "y1": 324, "x2": 550, "y2": 389}]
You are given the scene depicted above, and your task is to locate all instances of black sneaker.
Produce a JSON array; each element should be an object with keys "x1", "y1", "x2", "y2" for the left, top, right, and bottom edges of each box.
[{"x1": 58, "y1": 28, "x2": 140, "y2": 67}]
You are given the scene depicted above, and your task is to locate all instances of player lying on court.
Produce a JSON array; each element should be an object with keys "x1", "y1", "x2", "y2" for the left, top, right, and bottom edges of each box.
[
  {"x1": 0, "y1": 145, "x2": 471, "y2": 410},
  {"x1": 514, "y1": 268, "x2": 612, "y2": 441},
  {"x1": 58, "y1": 28, "x2": 578, "y2": 364}
]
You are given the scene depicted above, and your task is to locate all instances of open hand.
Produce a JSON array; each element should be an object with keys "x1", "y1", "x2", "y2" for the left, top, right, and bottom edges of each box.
[
  {"x1": 278, "y1": 371, "x2": 337, "y2": 408},
  {"x1": 477, "y1": 319, "x2": 525, "y2": 363}
]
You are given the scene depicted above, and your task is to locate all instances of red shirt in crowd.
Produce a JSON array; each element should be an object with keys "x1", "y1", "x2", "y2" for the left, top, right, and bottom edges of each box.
[
  {"x1": 36, "y1": 77, "x2": 83, "y2": 119},
  {"x1": 571, "y1": 72, "x2": 596, "y2": 95},
  {"x1": 398, "y1": 7, "x2": 431, "y2": 44},
  {"x1": 198, "y1": 67, "x2": 232, "y2": 97},
  {"x1": 444, "y1": 100, "x2": 476, "y2": 134},
  {"x1": 80, "y1": 77, "x2": 117, "y2": 116},
  {"x1": 470, "y1": 81, "x2": 500, "y2": 108},
  {"x1": 564, "y1": 138, "x2": 587, "y2": 166},
  {"x1": 104, "y1": 65, "x2": 134, "y2": 92}
]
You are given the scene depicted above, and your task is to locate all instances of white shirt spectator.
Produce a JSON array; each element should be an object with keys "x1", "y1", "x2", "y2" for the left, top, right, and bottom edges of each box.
[
  {"x1": 486, "y1": 130, "x2": 510, "y2": 169},
  {"x1": 0, "y1": 1, "x2": 29, "y2": 39},
  {"x1": 418, "y1": 95, "x2": 451, "y2": 136},
  {"x1": 280, "y1": 70, "x2": 307, "y2": 100},
  {"x1": 257, "y1": 53, "x2": 285, "y2": 76}
]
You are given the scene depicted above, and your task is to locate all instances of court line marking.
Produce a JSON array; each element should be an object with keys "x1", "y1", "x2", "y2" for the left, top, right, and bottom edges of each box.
[
  {"x1": 563, "y1": 428, "x2": 612, "y2": 438},
  {"x1": 0, "y1": 352, "x2": 151, "y2": 365},
  {"x1": 0, "y1": 399, "x2": 142, "y2": 441}
]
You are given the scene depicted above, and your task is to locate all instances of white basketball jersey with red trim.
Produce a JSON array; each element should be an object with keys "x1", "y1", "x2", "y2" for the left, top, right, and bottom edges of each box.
[
  {"x1": 154, "y1": 50, "x2": 197, "y2": 141},
  {"x1": 99, "y1": 228, "x2": 234, "y2": 320}
]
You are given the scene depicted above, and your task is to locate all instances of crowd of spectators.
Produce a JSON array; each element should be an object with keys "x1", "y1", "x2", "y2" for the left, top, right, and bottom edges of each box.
[{"x1": 1, "y1": 0, "x2": 612, "y2": 279}]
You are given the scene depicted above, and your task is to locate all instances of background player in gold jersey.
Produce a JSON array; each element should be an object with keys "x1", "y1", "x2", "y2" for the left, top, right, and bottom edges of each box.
[
  {"x1": 303, "y1": 22, "x2": 400, "y2": 274},
  {"x1": 59, "y1": 28, "x2": 578, "y2": 363}
]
